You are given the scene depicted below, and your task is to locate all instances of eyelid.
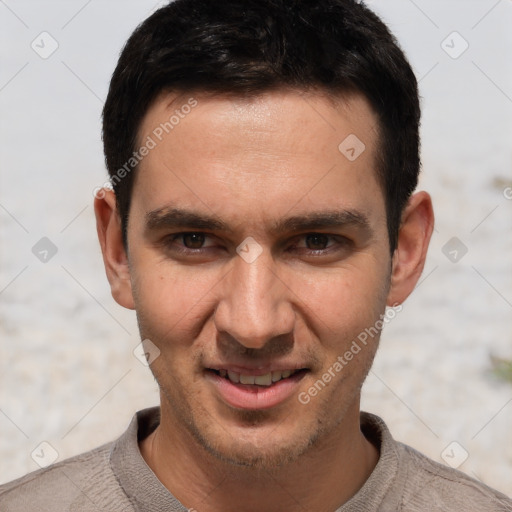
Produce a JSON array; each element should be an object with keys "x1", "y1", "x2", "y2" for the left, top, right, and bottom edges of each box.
[
  {"x1": 292, "y1": 233, "x2": 348, "y2": 247},
  {"x1": 172, "y1": 232, "x2": 217, "y2": 247},
  {"x1": 163, "y1": 231, "x2": 350, "y2": 255}
]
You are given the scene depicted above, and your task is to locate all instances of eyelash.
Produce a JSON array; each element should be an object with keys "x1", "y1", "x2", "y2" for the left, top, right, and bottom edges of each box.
[{"x1": 163, "y1": 232, "x2": 350, "y2": 256}]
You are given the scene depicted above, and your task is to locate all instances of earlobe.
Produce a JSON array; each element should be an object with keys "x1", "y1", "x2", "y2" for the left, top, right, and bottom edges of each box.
[
  {"x1": 386, "y1": 191, "x2": 434, "y2": 307},
  {"x1": 94, "y1": 188, "x2": 135, "y2": 310}
]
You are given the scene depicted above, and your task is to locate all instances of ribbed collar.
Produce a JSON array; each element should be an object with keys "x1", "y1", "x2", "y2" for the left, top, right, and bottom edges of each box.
[
  {"x1": 110, "y1": 407, "x2": 188, "y2": 512},
  {"x1": 335, "y1": 412, "x2": 402, "y2": 512}
]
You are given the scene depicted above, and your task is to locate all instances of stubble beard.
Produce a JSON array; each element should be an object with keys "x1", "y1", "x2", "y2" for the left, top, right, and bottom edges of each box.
[
  {"x1": 149, "y1": 351, "x2": 377, "y2": 474},
  {"x1": 155, "y1": 372, "x2": 319, "y2": 471}
]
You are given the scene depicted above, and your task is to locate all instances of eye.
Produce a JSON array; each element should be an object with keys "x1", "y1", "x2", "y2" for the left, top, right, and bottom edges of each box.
[
  {"x1": 163, "y1": 232, "x2": 216, "y2": 253},
  {"x1": 304, "y1": 233, "x2": 330, "y2": 251},
  {"x1": 296, "y1": 233, "x2": 341, "y2": 251},
  {"x1": 181, "y1": 232, "x2": 207, "y2": 249},
  {"x1": 289, "y1": 233, "x2": 352, "y2": 259}
]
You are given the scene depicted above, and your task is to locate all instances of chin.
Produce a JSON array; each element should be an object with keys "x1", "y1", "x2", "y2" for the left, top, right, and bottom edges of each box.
[
  {"x1": 198, "y1": 432, "x2": 316, "y2": 471},
  {"x1": 186, "y1": 408, "x2": 326, "y2": 471}
]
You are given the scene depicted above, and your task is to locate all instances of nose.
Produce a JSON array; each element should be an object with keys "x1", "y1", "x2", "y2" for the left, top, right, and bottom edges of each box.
[{"x1": 213, "y1": 249, "x2": 296, "y2": 350}]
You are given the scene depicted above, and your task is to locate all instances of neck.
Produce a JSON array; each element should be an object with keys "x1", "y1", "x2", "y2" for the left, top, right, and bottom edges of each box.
[{"x1": 140, "y1": 400, "x2": 379, "y2": 512}]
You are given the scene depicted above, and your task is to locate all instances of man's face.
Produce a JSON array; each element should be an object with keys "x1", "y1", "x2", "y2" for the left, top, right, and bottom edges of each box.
[{"x1": 126, "y1": 90, "x2": 391, "y2": 467}]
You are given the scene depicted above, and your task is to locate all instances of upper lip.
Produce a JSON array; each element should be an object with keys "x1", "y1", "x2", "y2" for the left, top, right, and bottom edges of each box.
[{"x1": 206, "y1": 364, "x2": 308, "y2": 376}]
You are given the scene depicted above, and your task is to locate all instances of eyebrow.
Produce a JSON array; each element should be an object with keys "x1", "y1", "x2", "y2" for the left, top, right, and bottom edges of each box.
[
  {"x1": 146, "y1": 207, "x2": 231, "y2": 233},
  {"x1": 145, "y1": 207, "x2": 372, "y2": 236},
  {"x1": 272, "y1": 210, "x2": 371, "y2": 235}
]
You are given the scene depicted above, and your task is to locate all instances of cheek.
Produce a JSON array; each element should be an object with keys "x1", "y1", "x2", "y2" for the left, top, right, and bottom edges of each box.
[
  {"x1": 294, "y1": 263, "x2": 388, "y2": 347},
  {"x1": 130, "y1": 255, "x2": 221, "y2": 342}
]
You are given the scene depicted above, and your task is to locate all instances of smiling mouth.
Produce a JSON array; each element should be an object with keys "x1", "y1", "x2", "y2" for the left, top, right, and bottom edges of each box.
[{"x1": 208, "y1": 368, "x2": 308, "y2": 387}]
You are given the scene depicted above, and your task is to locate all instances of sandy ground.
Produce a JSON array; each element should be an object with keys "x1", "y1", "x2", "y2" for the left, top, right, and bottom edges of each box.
[{"x1": 1, "y1": 0, "x2": 511, "y2": 498}]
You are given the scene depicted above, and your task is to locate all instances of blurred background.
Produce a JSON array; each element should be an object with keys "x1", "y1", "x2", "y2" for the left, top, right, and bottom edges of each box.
[{"x1": 1, "y1": 0, "x2": 511, "y2": 495}]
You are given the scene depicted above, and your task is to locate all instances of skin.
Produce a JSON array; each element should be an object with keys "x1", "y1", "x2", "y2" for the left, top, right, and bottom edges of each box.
[{"x1": 95, "y1": 89, "x2": 433, "y2": 512}]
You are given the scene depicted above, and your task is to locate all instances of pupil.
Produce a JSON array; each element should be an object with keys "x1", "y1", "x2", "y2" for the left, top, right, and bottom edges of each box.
[
  {"x1": 183, "y1": 233, "x2": 205, "y2": 248},
  {"x1": 306, "y1": 234, "x2": 328, "y2": 250}
]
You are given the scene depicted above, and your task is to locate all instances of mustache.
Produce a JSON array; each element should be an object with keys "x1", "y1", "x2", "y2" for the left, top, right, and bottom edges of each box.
[{"x1": 202, "y1": 332, "x2": 323, "y2": 368}]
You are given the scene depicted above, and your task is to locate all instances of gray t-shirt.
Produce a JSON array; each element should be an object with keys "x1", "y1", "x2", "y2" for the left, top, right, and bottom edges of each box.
[{"x1": 1, "y1": 407, "x2": 510, "y2": 511}]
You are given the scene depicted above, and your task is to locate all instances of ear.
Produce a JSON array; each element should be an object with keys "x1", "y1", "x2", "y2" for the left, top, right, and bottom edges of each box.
[
  {"x1": 94, "y1": 188, "x2": 135, "y2": 310},
  {"x1": 386, "y1": 191, "x2": 434, "y2": 307}
]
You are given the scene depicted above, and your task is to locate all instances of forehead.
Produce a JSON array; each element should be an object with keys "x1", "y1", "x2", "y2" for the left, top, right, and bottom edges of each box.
[
  {"x1": 132, "y1": 89, "x2": 384, "y2": 233},
  {"x1": 139, "y1": 88, "x2": 379, "y2": 159}
]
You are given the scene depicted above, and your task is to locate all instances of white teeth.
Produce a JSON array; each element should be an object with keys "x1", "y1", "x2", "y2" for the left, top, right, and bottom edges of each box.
[
  {"x1": 227, "y1": 370, "x2": 240, "y2": 383},
  {"x1": 220, "y1": 369, "x2": 296, "y2": 386},
  {"x1": 239, "y1": 374, "x2": 255, "y2": 385},
  {"x1": 272, "y1": 371, "x2": 282, "y2": 382},
  {"x1": 254, "y1": 373, "x2": 272, "y2": 386}
]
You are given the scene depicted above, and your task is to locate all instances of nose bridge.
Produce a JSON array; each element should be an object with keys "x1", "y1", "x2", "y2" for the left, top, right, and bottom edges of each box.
[{"x1": 214, "y1": 252, "x2": 294, "y2": 348}]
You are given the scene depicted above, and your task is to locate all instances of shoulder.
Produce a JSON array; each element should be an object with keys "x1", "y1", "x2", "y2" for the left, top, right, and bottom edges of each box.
[
  {"x1": 359, "y1": 412, "x2": 511, "y2": 512},
  {"x1": 0, "y1": 441, "x2": 133, "y2": 512},
  {"x1": 396, "y1": 441, "x2": 512, "y2": 511}
]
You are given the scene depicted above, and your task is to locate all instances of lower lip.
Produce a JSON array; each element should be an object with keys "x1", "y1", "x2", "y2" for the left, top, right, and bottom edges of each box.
[{"x1": 205, "y1": 370, "x2": 307, "y2": 410}]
